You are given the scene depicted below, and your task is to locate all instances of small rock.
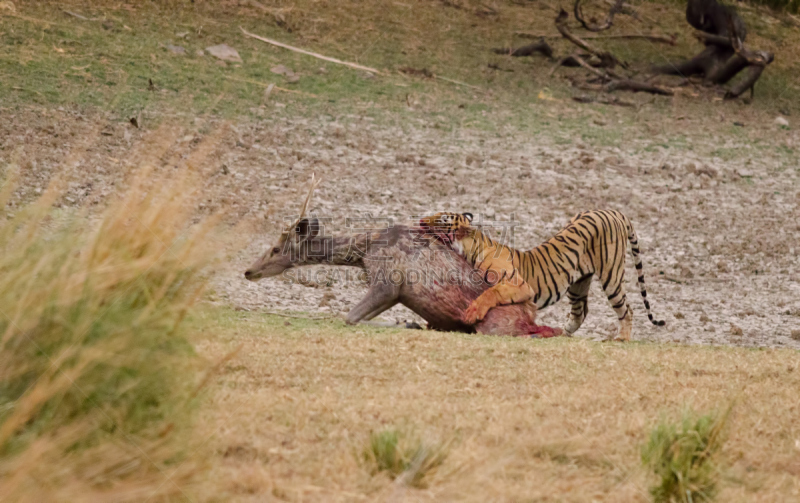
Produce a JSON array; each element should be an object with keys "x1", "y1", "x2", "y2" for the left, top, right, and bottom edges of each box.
[
  {"x1": 360, "y1": 71, "x2": 375, "y2": 80},
  {"x1": 791, "y1": 329, "x2": 800, "y2": 341},
  {"x1": 735, "y1": 168, "x2": 754, "y2": 178},
  {"x1": 675, "y1": 312, "x2": 685, "y2": 320},
  {"x1": 286, "y1": 74, "x2": 300, "y2": 84},
  {"x1": 318, "y1": 67, "x2": 328, "y2": 74},
  {"x1": 165, "y1": 43, "x2": 186, "y2": 55},
  {"x1": 730, "y1": 324, "x2": 743, "y2": 336},
  {"x1": 284, "y1": 321, "x2": 291, "y2": 326},
  {"x1": 680, "y1": 266, "x2": 694, "y2": 279},
  {"x1": 774, "y1": 116, "x2": 789, "y2": 127},
  {"x1": 484, "y1": 208, "x2": 496, "y2": 219},
  {"x1": 593, "y1": 118, "x2": 607, "y2": 126},
  {"x1": 700, "y1": 314, "x2": 711, "y2": 323},
  {"x1": 176, "y1": 31, "x2": 189, "y2": 39},
  {"x1": 205, "y1": 44, "x2": 242, "y2": 63},
  {"x1": 779, "y1": 107, "x2": 791, "y2": 117},
  {"x1": 696, "y1": 164, "x2": 718, "y2": 178},
  {"x1": 196, "y1": 49, "x2": 205, "y2": 56}
]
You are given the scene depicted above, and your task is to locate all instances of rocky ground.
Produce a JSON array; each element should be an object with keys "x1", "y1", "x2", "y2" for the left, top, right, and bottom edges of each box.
[{"x1": 2, "y1": 106, "x2": 799, "y2": 348}]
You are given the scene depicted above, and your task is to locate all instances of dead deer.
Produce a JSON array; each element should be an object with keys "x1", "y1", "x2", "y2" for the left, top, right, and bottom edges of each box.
[{"x1": 244, "y1": 176, "x2": 561, "y2": 337}]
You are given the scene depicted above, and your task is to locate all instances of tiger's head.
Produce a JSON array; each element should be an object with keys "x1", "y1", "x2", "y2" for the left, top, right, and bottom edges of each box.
[{"x1": 418, "y1": 212, "x2": 474, "y2": 246}]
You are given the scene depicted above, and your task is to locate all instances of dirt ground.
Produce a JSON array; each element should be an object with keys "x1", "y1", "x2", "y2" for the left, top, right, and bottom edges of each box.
[{"x1": 3, "y1": 104, "x2": 798, "y2": 349}]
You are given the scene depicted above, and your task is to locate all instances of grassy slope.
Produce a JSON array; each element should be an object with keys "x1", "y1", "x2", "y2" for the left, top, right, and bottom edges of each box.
[
  {"x1": 198, "y1": 309, "x2": 800, "y2": 502},
  {"x1": 1, "y1": 0, "x2": 799, "y2": 134}
]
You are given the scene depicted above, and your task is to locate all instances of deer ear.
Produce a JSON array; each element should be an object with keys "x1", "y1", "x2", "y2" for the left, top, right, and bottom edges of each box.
[
  {"x1": 463, "y1": 212, "x2": 473, "y2": 223},
  {"x1": 294, "y1": 217, "x2": 321, "y2": 240}
]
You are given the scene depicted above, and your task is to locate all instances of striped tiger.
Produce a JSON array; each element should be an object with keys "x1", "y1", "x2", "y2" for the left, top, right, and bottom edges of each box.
[{"x1": 418, "y1": 210, "x2": 665, "y2": 341}]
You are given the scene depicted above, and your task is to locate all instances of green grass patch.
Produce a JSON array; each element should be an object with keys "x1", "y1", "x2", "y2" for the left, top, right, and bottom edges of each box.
[
  {"x1": 642, "y1": 406, "x2": 732, "y2": 503},
  {"x1": 362, "y1": 427, "x2": 448, "y2": 488}
]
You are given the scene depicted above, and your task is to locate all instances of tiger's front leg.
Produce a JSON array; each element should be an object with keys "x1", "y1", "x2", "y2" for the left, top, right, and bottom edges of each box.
[{"x1": 462, "y1": 277, "x2": 534, "y2": 325}]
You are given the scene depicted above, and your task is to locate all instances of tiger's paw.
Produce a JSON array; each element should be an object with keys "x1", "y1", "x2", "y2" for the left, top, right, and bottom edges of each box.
[{"x1": 462, "y1": 302, "x2": 489, "y2": 325}]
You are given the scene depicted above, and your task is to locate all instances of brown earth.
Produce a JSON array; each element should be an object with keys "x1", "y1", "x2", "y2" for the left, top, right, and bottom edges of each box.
[{"x1": 1, "y1": 105, "x2": 799, "y2": 348}]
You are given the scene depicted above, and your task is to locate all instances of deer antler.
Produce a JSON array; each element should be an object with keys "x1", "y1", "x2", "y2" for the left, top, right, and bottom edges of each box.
[{"x1": 298, "y1": 173, "x2": 322, "y2": 220}]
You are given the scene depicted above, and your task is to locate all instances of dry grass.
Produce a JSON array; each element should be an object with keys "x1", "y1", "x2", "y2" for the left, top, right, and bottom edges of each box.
[
  {"x1": 197, "y1": 313, "x2": 800, "y2": 502},
  {"x1": 0, "y1": 143, "x2": 228, "y2": 501}
]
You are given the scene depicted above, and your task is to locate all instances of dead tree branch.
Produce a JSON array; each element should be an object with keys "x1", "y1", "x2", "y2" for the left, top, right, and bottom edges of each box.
[
  {"x1": 492, "y1": 39, "x2": 554, "y2": 58},
  {"x1": 570, "y1": 54, "x2": 673, "y2": 95},
  {"x1": 555, "y1": 9, "x2": 625, "y2": 69},
  {"x1": 515, "y1": 31, "x2": 677, "y2": 45},
  {"x1": 574, "y1": 0, "x2": 625, "y2": 32}
]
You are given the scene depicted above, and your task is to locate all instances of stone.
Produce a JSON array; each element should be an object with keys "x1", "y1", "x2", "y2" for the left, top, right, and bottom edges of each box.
[{"x1": 205, "y1": 44, "x2": 242, "y2": 63}]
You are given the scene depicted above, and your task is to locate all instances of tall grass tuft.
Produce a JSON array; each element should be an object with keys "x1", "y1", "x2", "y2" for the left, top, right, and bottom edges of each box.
[
  {"x1": 362, "y1": 427, "x2": 448, "y2": 488},
  {"x1": 641, "y1": 406, "x2": 732, "y2": 503},
  {"x1": 0, "y1": 166, "x2": 221, "y2": 501}
]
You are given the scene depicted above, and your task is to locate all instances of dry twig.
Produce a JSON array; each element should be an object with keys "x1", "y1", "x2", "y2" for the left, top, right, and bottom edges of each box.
[
  {"x1": 240, "y1": 27, "x2": 383, "y2": 75},
  {"x1": 515, "y1": 31, "x2": 676, "y2": 45}
]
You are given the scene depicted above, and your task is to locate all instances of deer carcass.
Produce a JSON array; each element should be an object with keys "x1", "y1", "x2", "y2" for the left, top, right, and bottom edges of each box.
[{"x1": 244, "y1": 176, "x2": 561, "y2": 337}]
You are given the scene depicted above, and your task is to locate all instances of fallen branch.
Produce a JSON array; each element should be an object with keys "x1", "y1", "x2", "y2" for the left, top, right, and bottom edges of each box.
[
  {"x1": 434, "y1": 75, "x2": 482, "y2": 90},
  {"x1": 399, "y1": 67, "x2": 482, "y2": 90},
  {"x1": 62, "y1": 9, "x2": 92, "y2": 21},
  {"x1": 570, "y1": 54, "x2": 673, "y2": 95},
  {"x1": 515, "y1": 31, "x2": 677, "y2": 45},
  {"x1": 224, "y1": 75, "x2": 319, "y2": 97},
  {"x1": 574, "y1": 0, "x2": 625, "y2": 32},
  {"x1": 569, "y1": 53, "x2": 615, "y2": 80},
  {"x1": 555, "y1": 9, "x2": 624, "y2": 68},
  {"x1": 240, "y1": 27, "x2": 383, "y2": 75},
  {"x1": 605, "y1": 79, "x2": 673, "y2": 95},
  {"x1": 572, "y1": 94, "x2": 636, "y2": 107},
  {"x1": 492, "y1": 39, "x2": 554, "y2": 58}
]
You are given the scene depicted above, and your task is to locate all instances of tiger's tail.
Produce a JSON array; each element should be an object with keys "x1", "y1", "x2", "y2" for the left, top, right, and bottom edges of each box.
[{"x1": 626, "y1": 218, "x2": 665, "y2": 327}]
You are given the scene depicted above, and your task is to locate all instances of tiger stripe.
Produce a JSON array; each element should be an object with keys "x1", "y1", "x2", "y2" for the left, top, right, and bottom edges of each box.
[{"x1": 419, "y1": 209, "x2": 665, "y2": 341}]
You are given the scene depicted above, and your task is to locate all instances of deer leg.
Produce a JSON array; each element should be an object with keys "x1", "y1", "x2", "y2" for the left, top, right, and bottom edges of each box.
[{"x1": 345, "y1": 283, "x2": 400, "y2": 325}]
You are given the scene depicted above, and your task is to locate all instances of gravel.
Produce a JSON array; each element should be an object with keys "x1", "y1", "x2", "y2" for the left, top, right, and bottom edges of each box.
[{"x1": 3, "y1": 107, "x2": 798, "y2": 348}]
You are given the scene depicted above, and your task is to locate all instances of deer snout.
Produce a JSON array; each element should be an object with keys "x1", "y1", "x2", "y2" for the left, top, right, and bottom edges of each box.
[{"x1": 244, "y1": 269, "x2": 257, "y2": 281}]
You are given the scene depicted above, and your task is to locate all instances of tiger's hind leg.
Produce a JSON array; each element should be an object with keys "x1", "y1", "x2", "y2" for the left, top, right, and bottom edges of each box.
[
  {"x1": 602, "y1": 277, "x2": 633, "y2": 342},
  {"x1": 564, "y1": 274, "x2": 593, "y2": 335}
]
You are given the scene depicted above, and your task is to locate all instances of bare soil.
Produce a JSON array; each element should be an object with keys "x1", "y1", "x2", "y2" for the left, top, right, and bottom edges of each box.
[{"x1": 3, "y1": 105, "x2": 798, "y2": 348}]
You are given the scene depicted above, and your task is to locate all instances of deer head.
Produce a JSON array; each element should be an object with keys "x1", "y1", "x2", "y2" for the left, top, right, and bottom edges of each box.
[{"x1": 244, "y1": 175, "x2": 323, "y2": 281}]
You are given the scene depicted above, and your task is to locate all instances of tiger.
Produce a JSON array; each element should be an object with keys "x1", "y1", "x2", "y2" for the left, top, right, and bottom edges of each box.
[{"x1": 418, "y1": 210, "x2": 665, "y2": 341}]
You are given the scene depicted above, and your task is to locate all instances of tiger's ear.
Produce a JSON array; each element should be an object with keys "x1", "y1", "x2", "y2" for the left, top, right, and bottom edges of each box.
[{"x1": 463, "y1": 212, "x2": 473, "y2": 223}]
